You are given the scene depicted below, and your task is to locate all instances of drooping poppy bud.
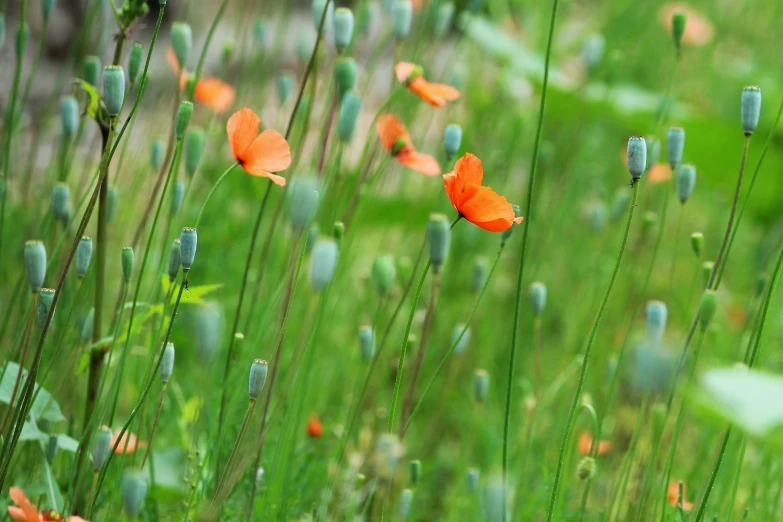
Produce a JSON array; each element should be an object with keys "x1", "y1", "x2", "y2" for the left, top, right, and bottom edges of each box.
[
  {"x1": 171, "y1": 181, "x2": 185, "y2": 215},
  {"x1": 409, "y1": 459, "x2": 421, "y2": 484},
  {"x1": 473, "y1": 369, "x2": 489, "y2": 404},
  {"x1": 443, "y1": 123, "x2": 462, "y2": 160},
  {"x1": 160, "y1": 342, "x2": 175, "y2": 383},
  {"x1": 741, "y1": 86, "x2": 761, "y2": 136},
  {"x1": 24, "y1": 240, "x2": 47, "y2": 293},
  {"x1": 577, "y1": 456, "x2": 596, "y2": 481},
  {"x1": 312, "y1": 0, "x2": 335, "y2": 31},
  {"x1": 466, "y1": 468, "x2": 480, "y2": 492},
  {"x1": 334, "y1": 57, "x2": 357, "y2": 102},
  {"x1": 646, "y1": 300, "x2": 667, "y2": 342},
  {"x1": 249, "y1": 359, "x2": 269, "y2": 400},
  {"x1": 122, "y1": 247, "x2": 134, "y2": 282},
  {"x1": 37, "y1": 288, "x2": 55, "y2": 328},
  {"x1": 277, "y1": 71, "x2": 296, "y2": 105},
  {"x1": 359, "y1": 325, "x2": 375, "y2": 362},
  {"x1": 184, "y1": 127, "x2": 205, "y2": 177},
  {"x1": 666, "y1": 127, "x2": 685, "y2": 169},
  {"x1": 83, "y1": 55, "x2": 101, "y2": 87},
  {"x1": 296, "y1": 33, "x2": 315, "y2": 64},
  {"x1": 175, "y1": 101, "x2": 194, "y2": 140},
  {"x1": 103, "y1": 66, "x2": 126, "y2": 118},
  {"x1": 626, "y1": 136, "x2": 647, "y2": 180},
  {"x1": 472, "y1": 257, "x2": 487, "y2": 294},
  {"x1": 333, "y1": 8, "x2": 354, "y2": 52},
  {"x1": 121, "y1": 471, "x2": 147, "y2": 517},
  {"x1": 689, "y1": 233, "x2": 703, "y2": 257},
  {"x1": 338, "y1": 92, "x2": 361, "y2": 142},
  {"x1": 357, "y1": 2, "x2": 374, "y2": 37},
  {"x1": 81, "y1": 308, "x2": 94, "y2": 345},
  {"x1": 698, "y1": 290, "x2": 718, "y2": 332},
  {"x1": 392, "y1": 0, "x2": 413, "y2": 40},
  {"x1": 311, "y1": 237, "x2": 339, "y2": 291},
  {"x1": 42, "y1": 0, "x2": 56, "y2": 21},
  {"x1": 253, "y1": 18, "x2": 269, "y2": 48},
  {"x1": 426, "y1": 213, "x2": 451, "y2": 274},
  {"x1": 371, "y1": 254, "x2": 396, "y2": 296},
  {"x1": 451, "y1": 324, "x2": 470, "y2": 354},
  {"x1": 59, "y1": 96, "x2": 78, "y2": 137},
  {"x1": 529, "y1": 282, "x2": 547, "y2": 316},
  {"x1": 180, "y1": 227, "x2": 197, "y2": 271},
  {"x1": 170, "y1": 22, "x2": 193, "y2": 69},
  {"x1": 433, "y1": 2, "x2": 454, "y2": 38},
  {"x1": 399, "y1": 488, "x2": 413, "y2": 520},
  {"x1": 701, "y1": 261, "x2": 714, "y2": 288},
  {"x1": 92, "y1": 427, "x2": 112, "y2": 471},
  {"x1": 76, "y1": 236, "x2": 93, "y2": 279},
  {"x1": 51, "y1": 183, "x2": 70, "y2": 223},
  {"x1": 167, "y1": 239, "x2": 181, "y2": 282},
  {"x1": 288, "y1": 176, "x2": 320, "y2": 232},
  {"x1": 676, "y1": 164, "x2": 696, "y2": 203},
  {"x1": 128, "y1": 42, "x2": 143, "y2": 84},
  {"x1": 151, "y1": 139, "x2": 165, "y2": 170}
]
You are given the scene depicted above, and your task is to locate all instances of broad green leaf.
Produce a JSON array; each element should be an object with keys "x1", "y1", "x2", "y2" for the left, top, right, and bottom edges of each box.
[
  {"x1": 0, "y1": 363, "x2": 65, "y2": 423},
  {"x1": 74, "y1": 79, "x2": 100, "y2": 118},
  {"x1": 170, "y1": 283, "x2": 223, "y2": 306}
]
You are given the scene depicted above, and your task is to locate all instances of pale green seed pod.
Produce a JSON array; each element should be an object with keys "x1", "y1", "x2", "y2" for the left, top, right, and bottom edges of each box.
[
  {"x1": 334, "y1": 57, "x2": 357, "y2": 102},
  {"x1": 296, "y1": 33, "x2": 315, "y2": 64},
  {"x1": 277, "y1": 71, "x2": 296, "y2": 105},
  {"x1": 741, "y1": 86, "x2": 761, "y2": 136},
  {"x1": 483, "y1": 475, "x2": 505, "y2": 522},
  {"x1": 122, "y1": 247, "x2": 134, "y2": 282},
  {"x1": 466, "y1": 468, "x2": 480, "y2": 492},
  {"x1": 666, "y1": 127, "x2": 685, "y2": 169},
  {"x1": 76, "y1": 236, "x2": 93, "y2": 279},
  {"x1": 288, "y1": 176, "x2": 320, "y2": 232},
  {"x1": 312, "y1": 0, "x2": 335, "y2": 30},
  {"x1": 180, "y1": 228, "x2": 197, "y2": 270},
  {"x1": 170, "y1": 22, "x2": 193, "y2": 69},
  {"x1": 473, "y1": 369, "x2": 489, "y2": 404},
  {"x1": 59, "y1": 96, "x2": 79, "y2": 137},
  {"x1": 46, "y1": 434, "x2": 58, "y2": 464},
  {"x1": 167, "y1": 239, "x2": 181, "y2": 282},
  {"x1": 671, "y1": 11, "x2": 687, "y2": 49},
  {"x1": 121, "y1": 471, "x2": 147, "y2": 517},
  {"x1": 701, "y1": 261, "x2": 714, "y2": 288},
  {"x1": 51, "y1": 183, "x2": 70, "y2": 223},
  {"x1": 452, "y1": 324, "x2": 470, "y2": 354},
  {"x1": 253, "y1": 18, "x2": 269, "y2": 48},
  {"x1": 338, "y1": 92, "x2": 361, "y2": 142},
  {"x1": 577, "y1": 456, "x2": 596, "y2": 481},
  {"x1": 676, "y1": 164, "x2": 696, "y2": 203},
  {"x1": 221, "y1": 38, "x2": 236, "y2": 64},
  {"x1": 409, "y1": 459, "x2": 421, "y2": 484},
  {"x1": 83, "y1": 55, "x2": 101, "y2": 87},
  {"x1": 81, "y1": 308, "x2": 94, "y2": 345},
  {"x1": 107, "y1": 186, "x2": 119, "y2": 223},
  {"x1": 426, "y1": 214, "x2": 451, "y2": 274},
  {"x1": 433, "y1": 2, "x2": 454, "y2": 38},
  {"x1": 171, "y1": 181, "x2": 185, "y2": 215},
  {"x1": 333, "y1": 8, "x2": 354, "y2": 52},
  {"x1": 472, "y1": 257, "x2": 487, "y2": 294},
  {"x1": 37, "y1": 288, "x2": 55, "y2": 328},
  {"x1": 184, "y1": 127, "x2": 205, "y2": 177},
  {"x1": 698, "y1": 290, "x2": 718, "y2": 332},
  {"x1": 249, "y1": 359, "x2": 269, "y2": 400},
  {"x1": 392, "y1": 1, "x2": 413, "y2": 40},
  {"x1": 151, "y1": 140, "x2": 165, "y2": 170},
  {"x1": 24, "y1": 240, "x2": 47, "y2": 292},
  {"x1": 357, "y1": 2, "x2": 374, "y2": 37},
  {"x1": 399, "y1": 488, "x2": 413, "y2": 520},
  {"x1": 175, "y1": 101, "x2": 194, "y2": 140},
  {"x1": 16, "y1": 23, "x2": 28, "y2": 62},
  {"x1": 311, "y1": 238, "x2": 339, "y2": 291},
  {"x1": 92, "y1": 426, "x2": 112, "y2": 471},
  {"x1": 102, "y1": 66, "x2": 125, "y2": 118},
  {"x1": 359, "y1": 325, "x2": 375, "y2": 362},
  {"x1": 529, "y1": 282, "x2": 547, "y2": 316},
  {"x1": 627, "y1": 136, "x2": 647, "y2": 180},
  {"x1": 443, "y1": 124, "x2": 462, "y2": 160},
  {"x1": 371, "y1": 254, "x2": 396, "y2": 296},
  {"x1": 128, "y1": 43, "x2": 143, "y2": 84},
  {"x1": 581, "y1": 34, "x2": 605, "y2": 71},
  {"x1": 501, "y1": 204, "x2": 522, "y2": 245},
  {"x1": 646, "y1": 300, "x2": 667, "y2": 342},
  {"x1": 160, "y1": 342, "x2": 175, "y2": 383}
]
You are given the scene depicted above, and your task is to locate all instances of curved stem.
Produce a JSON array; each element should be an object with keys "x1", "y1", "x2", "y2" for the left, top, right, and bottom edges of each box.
[
  {"x1": 0, "y1": 294, "x2": 38, "y2": 436},
  {"x1": 213, "y1": 400, "x2": 256, "y2": 498},
  {"x1": 141, "y1": 382, "x2": 167, "y2": 469},
  {"x1": 194, "y1": 161, "x2": 239, "y2": 230},
  {"x1": 192, "y1": 0, "x2": 231, "y2": 97}
]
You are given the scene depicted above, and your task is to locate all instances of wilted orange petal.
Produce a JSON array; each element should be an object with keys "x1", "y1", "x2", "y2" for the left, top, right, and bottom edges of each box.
[
  {"x1": 399, "y1": 151, "x2": 440, "y2": 176},
  {"x1": 376, "y1": 114, "x2": 410, "y2": 153},
  {"x1": 243, "y1": 129, "x2": 292, "y2": 174},
  {"x1": 460, "y1": 185, "x2": 517, "y2": 232},
  {"x1": 227, "y1": 108, "x2": 261, "y2": 161},
  {"x1": 395, "y1": 62, "x2": 417, "y2": 83},
  {"x1": 9, "y1": 488, "x2": 39, "y2": 522},
  {"x1": 648, "y1": 163, "x2": 672, "y2": 183},
  {"x1": 195, "y1": 77, "x2": 236, "y2": 114}
]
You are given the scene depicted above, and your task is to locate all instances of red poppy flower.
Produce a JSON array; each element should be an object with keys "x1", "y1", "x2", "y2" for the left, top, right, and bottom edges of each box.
[
  {"x1": 577, "y1": 432, "x2": 612, "y2": 456},
  {"x1": 111, "y1": 428, "x2": 146, "y2": 454},
  {"x1": 8, "y1": 487, "x2": 90, "y2": 521},
  {"x1": 443, "y1": 153, "x2": 523, "y2": 232},
  {"x1": 227, "y1": 108, "x2": 292, "y2": 186},
  {"x1": 395, "y1": 62, "x2": 459, "y2": 107},
  {"x1": 667, "y1": 481, "x2": 694, "y2": 512},
  {"x1": 376, "y1": 114, "x2": 440, "y2": 176},
  {"x1": 307, "y1": 414, "x2": 324, "y2": 438},
  {"x1": 167, "y1": 48, "x2": 236, "y2": 114}
]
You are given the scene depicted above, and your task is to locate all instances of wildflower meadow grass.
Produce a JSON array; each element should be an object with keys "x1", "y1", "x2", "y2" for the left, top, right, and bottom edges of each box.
[{"x1": 1, "y1": 0, "x2": 783, "y2": 520}]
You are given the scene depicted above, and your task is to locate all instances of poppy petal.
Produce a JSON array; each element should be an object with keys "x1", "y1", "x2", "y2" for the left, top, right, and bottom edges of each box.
[
  {"x1": 9, "y1": 488, "x2": 39, "y2": 522},
  {"x1": 377, "y1": 114, "x2": 411, "y2": 153},
  {"x1": 399, "y1": 151, "x2": 440, "y2": 176},
  {"x1": 7, "y1": 507, "x2": 28, "y2": 522},
  {"x1": 408, "y1": 79, "x2": 445, "y2": 107},
  {"x1": 459, "y1": 185, "x2": 517, "y2": 231},
  {"x1": 195, "y1": 77, "x2": 236, "y2": 114},
  {"x1": 166, "y1": 47, "x2": 181, "y2": 74},
  {"x1": 243, "y1": 167, "x2": 287, "y2": 186},
  {"x1": 443, "y1": 173, "x2": 459, "y2": 212},
  {"x1": 453, "y1": 152, "x2": 483, "y2": 185},
  {"x1": 394, "y1": 62, "x2": 417, "y2": 83},
  {"x1": 243, "y1": 129, "x2": 292, "y2": 174},
  {"x1": 227, "y1": 108, "x2": 261, "y2": 161}
]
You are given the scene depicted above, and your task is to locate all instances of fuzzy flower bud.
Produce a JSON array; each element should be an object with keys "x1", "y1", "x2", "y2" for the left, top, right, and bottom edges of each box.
[
  {"x1": 691, "y1": 232, "x2": 703, "y2": 257},
  {"x1": 179, "y1": 228, "x2": 197, "y2": 271},
  {"x1": 529, "y1": 282, "x2": 547, "y2": 316},
  {"x1": 646, "y1": 300, "x2": 667, "y2": 342},
  {"x1": 426, "y1": 213, "x2": 451, "y2": 274},
  {"x1": 151, "y1": 140, "x2": 164, "y2": 170},
  {"x1": 671, "y1": 11, "x2": 687, "y2": 49},
  {"x1": 312, "y1": 0, "x2": 335, "y2": 30},
  {"x1": 92, "y1": 427, "x2": 112, "y2": 471},
  {"x1": 122, "y1": 247, "x2": 134, "y2": 282},
  {"x1": 160, "y1": 342, "x2": 175, "y2": 383},
  {"x1": 698, "y1": 290, "x2": 718, "y2": 332},
  {"x1": 184, "y1": 127, "x2": 206, "y2": 177},
  {"x1": 399, "y1": 488, "x2": 413, "y2": 520},
  {"x1": 334, "y1": 57, "x2": 357, "y2": 102},
  {"x1": 170, "y1": 22, "x2": 193, "y2": 69},
  {"x1": 626, "y1": 136, "x2": 646, "y2": 180},
  {"x1": 121, "y1": 472, "x2": 147, "y2": 517},
  {"x1": 24, "y1": 240, "x2": 47, "y2": 292},
  {"x1": 59, "y1": 96, "x2": 78, "y2": 137},
  {"x1": 371, "y1": 254, "x2": 396, "y2": 296},
  {"x1": 167, "y1": 239, "x2": 181, "y2": 282},
  {"x1": 175, "y1": 101, "x2": 193, "y2": 140},
  {"x1": 338, "y1": 92, "x2": 361, "y2": 142},
  {"x1": 333, "y1": 8, "x2": 354, "y2": 52},
  {"x1": 76, "y1": 236, "x2": 93, "y2": 279},
  {"x1": 466, "y1": 468, "x2": 480, "y2": 492},
  {"x1": 433, "y1": 2, "x2": 455, "y2": 38},
  {"x1": 359, "y1": 325, "x2": 375, "y2": 362},
  {"x1": 472, "y1": 257, "x2": 487, "y2": 293},
  {"x1": 128, "y1": 43, "x2": 143, "y2": 84},
  {"x1": 452, "y1": 324, "x2": 471, "y2": 354},
  {"x1": 675, "y1": 164, "x2": 696, "y2": 204},
  {"x1": 83, "y1": 55, "x2": 101, "y2": 87},
  {"x1": 577, "y1": 456, "x2": 596, "y2": 481},
  {"x1": 443, "y1": 124, "x2": 462, "y2": 160},
  {"x1": 473, "y1": 369, "x2": 489, "y2": 404},
  {"x1": 392, "y1": 1, "x2": 413, "y2": 40},
  {"x1": 277, "y1": 71, "x2": 296, "y2": 105},
  {"x1": 741, "y1": 86, "x2": 761, "y2": 136},
  {"x1": 171, "y1": 181, "x2": 185, "y2": 215},
  {"x1": 311, "y1": 238, "x2": 339, "y2": 291},
  {"x1": 102, "y1": 66, "x2": 125, "y2": 118},
  {"x1": 666, "y1": 127, "x2": 685, "y2": 169},
  {"x1": 249, "y1": 359, "x2": 268, "y2": 400},
  {"x1": 701, "y1": 261, "x2": 714, "y2": 287},
  {"x1": 51, "y1": 183, "x2": 70, "y2": 223},
  {"x1": 37, "y1": 288, "x2": 55, "y2": 328},
  {"x1": 288, "y1": 176, "x2": 320, "y2": 232}
]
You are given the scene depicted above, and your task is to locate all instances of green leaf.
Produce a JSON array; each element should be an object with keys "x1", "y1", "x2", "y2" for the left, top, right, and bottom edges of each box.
[
  {"x1": 74, "y1": 79, "x2": 100, "y2": 118},
  {"x1": 172, "y1": 283, "x2": 223, "y2": 306},
  {"x1": 0, "y1": 363, "x2": 65, "y2": 423}
]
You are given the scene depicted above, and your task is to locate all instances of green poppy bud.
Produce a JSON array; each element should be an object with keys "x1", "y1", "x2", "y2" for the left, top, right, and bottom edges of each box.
[
  {"x1": 399, "y1": 488, "x2": 413, "y2": 520},
  {"x1": 24, "y1": 240, "x2": 47, "y2": 292},
  {"x1": 277, "y1": 71, "x2": 296, "y2": 105},
  {"x1": 671, "y1": 11, "x2": 687, "y2": 49},
  {"x1": 253, "y1": 18, "x2": 269, "y2": 48},
  {"x1": 501, "y1": 204, "x2": 522, "y2": 245},
  {"x1": 646, "y1": 300, "x2": 667, "y2": 342},
  {"x1": 83, "y1": 55, "x2": 101, "y2": 87},
  {"x1": 484, "y1": 475, "x2": 505, "y2": 522},
  {"x1": 37, "y1": 288, "x2": 55, "y2": 329},
  {"x1": 333, "y1": 221, "x2": 344, "y2": 244},
  {"x1": 529, "y1": 282, "x2": 547, "y2": 316},
  {"x1": 698, "y1": 290, "x2": 718, "y2": 332},
  {"x1": 288, "y1": 176, "x2": 320, "y2": 232},
  {"x1": 338, "y1": 92, "x2": 361, "y2": 142},
  {"x1": 91, "y1": 426, "x2": 112, "y2": 471},
  {"x1": 76, "y1": 236, "x2": 93, "y2": 279},
  {"x1": 167, "y1": 239, "x2": 181, "y2": 282},
  {"x1": 306, "y1": 224, "x2": 320, "y2": 254},
  {"x1": 334, "y1": 57, "x2": 357, "y2": 102},
  {"x1": 102, "y1": 66, "x2": 125, "y2": 118},
  {"x1": 107, "y1": 186, "x2": 119, "y2": 223},
  {"x1": 452, "y1": 324, "x2": 470, "y2": 354},
  {"x1": 221, "y1": 38, "x2": 236, "y2": 64},
  {"x1": 151, "y1": 139, "x2": 165, "y2": 170},
  {"x1": 249, "y1": 359, "x2": 268, "y2": 400},
  {"x1": 311, "y1": 238, "x2": 339, "y2": 291},
  {"x1": 357, "y1": 2, "x2": 374, "y2": 37},
  {"x1": 81, "y1": 308, "x2": 94, "y2": 345},
  {"x1": 426, "y1": 213, "x2": 451, "y2": 274},
  {"x1": 466, "y1": 468, "x2": 480, "y2": 492},
  {"x1": 473, "y1": 369, "x2": 489, "y2": 404},
  {"x1": 701, "y1": 261, "x2": 714, "y2": 288},
  {"x1": 741, "y1": 86, "x2": 761, "y2": 136},
  {"x1": 409, "y1": 459, "x2": 421, "y2": 484},
  {"x1": 676, "y1": 164, "x2": 696, "y2": 203},
  {"x1": 128, "y1": 43, "x2": 143, "y2": 84},
  {"x1": 333, "y1": 8, "x2": 354, "y2": 52},
  {"x1": 312, "y1": 0, "x2": 334, "y2": 30},
  {"x1": 46, "y1": 434, "x2": 58, "y2": 464},
  {"x1": 433, "y1": 2, "x2": 454, "y2": 38},
  {"x1": 359, "y1": 325, "x2": 375, "y2": 362},
  {"x1": 392, "y1": 1, "x2": 413, "y2": 40},
  {"x1": 180, "y1": 227, "x2": 197, "y2": 271},
  {"x1": 160, "y1": 342, "x2": 175, "y2": 383},
  {"x1": 170, "y1": 22, "x2": 193, "y2": 69},
  {"x1": 626, "y1": 136, "x2": 647, "y2": 180},
  {"x1": 16, "y1": 23, "x2": 28, "y2": 62},
  {"x1": 122, "y1": 247, "x2": 134, "y2": 282},
  {"x1": 371, "y1": 254, "x2": 396, "y2": 296},
  {"x1": 60, "y1": 96, "x2": 79, "y2": 137},
  {"x1": 576, "y1": 456, "x2": 596, "y2": 481},
  {"x1": 121, "y1": 471, "x2": 147, "y2": 517},
  {"x1": 51, "y1": 183, "x2": 70, "y2": 223},
  {"x1": 182, "y1": 128, "x2": 204, "y2": 178},
  {"x1": 666, "y1": 127, "x2": 685, "y2": 169},
  {"x1": 175, "y1": 101, "x2": 194, "y2": 140},
  {"x1": 171, "y1": 181, "x2": 185, "y2": 215},
  {"x1": 443, "y1": 124, "x2": 462, "y2": 160}
]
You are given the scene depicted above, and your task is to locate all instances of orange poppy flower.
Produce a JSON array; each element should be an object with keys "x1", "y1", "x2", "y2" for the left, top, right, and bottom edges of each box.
[
  {"x1": 227, "y1": 108, "x2": 292, "y2": 186},
  {"x1": 8, "y1": 487, "x2": 90, "y2": 522},
  {"x1": 659, "y1": 4, "x2": 714, "y2": 46},
  {"x1": 376, "y1": 114, "x2": 440, "y2": 176},
  {"x1": 111, "y1": 428, "x2": 146, "y2": 454},
  {"x1": 167, "y1": 48, "x2": 236, "y2": 114},
  {"x1": 648, "y1": 163, "x2": 672, "y2": 183},
  {"x1": 667, "y1": 480, "x2": 694, "y2": 511},
  {"x1": 443, "y1": 153, "x2": 523, "y2": 232},
  {"x1": 307, "y1": 414, "x2": 324, "y2": 438},
  {"x1": 395, "y1": 62, "x2": 459, "y2": 108},
  {"x1": 577, "y1": 432, "x2": 612, "y2": 456}
]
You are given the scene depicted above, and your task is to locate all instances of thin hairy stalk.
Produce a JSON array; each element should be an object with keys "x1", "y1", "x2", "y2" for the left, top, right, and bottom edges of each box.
[
  {"x1": 141, "y1": 382, "x2": 168, "y2": 470},
  {"x1": 194, "y1": 162, "x2": 240, "y2": 229},
  {"x1": 191, "y1": 0, "x2": 231, "y2": 95},
  {"x1": 213, "y1": 400, "x2": 257, "y2": 498}
]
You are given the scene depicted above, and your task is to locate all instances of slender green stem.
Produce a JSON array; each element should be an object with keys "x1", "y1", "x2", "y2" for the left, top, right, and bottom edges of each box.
[
  {"x1": 726, "y1": 437, "x2": 747, "y2": 522},
  {"x1": 0, "y1": 293, "x2": 38, "y2": 436},
  {"x1": 18, "y1": 17, "x2": 49, "y2": 110},
  {"x1": 194, "y1": 161, "x2": 240, "y2": 230},
  {"x1": 692, "y1": 429, "x2": 731, "y2": 522},
  {"x1": 141, "y1": 382, "x2": 168, "y2": 470},
  {"x1": 213, "y1": 400, "x2": 256, "y2": 498},
  {"x1": 191, "y1": 0, "x2": 231, "y2": 97}
]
